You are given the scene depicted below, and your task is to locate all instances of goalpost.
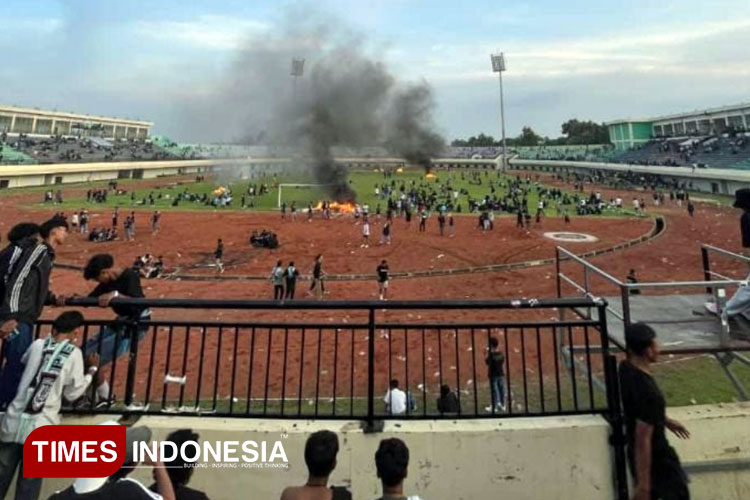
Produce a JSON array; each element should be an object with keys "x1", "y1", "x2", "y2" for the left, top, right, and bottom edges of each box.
[{"x1": 277, "y1": 183, "x2": 331, "y2": 208}]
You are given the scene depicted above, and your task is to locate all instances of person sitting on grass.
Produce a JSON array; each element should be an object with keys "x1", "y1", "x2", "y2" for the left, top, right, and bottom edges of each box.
[
  {"x1": 436, "y1": 384, "x2": 460, "y2": 415},
  {"x1": 383, "y1": 379, "x2": 406, "y2": 415},
  {"x1": 280, "y1": 430, "x2": 351, "y2": 500}
]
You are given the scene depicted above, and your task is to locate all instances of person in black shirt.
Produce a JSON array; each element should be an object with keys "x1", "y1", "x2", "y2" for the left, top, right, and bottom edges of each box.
[
  {"x1": 485, "y1": 337, "x2": 505, "y2": 413},
  {"x1": 309, "y1": 254, "x2": 325, "y2": 299},
  {"x1": 0, "y1": 222, "x2": 40, "y2": 310},
  {"x1": 280, "y1": 430, "x2": 351, "y2": 500},
  {"x1": 285, "y1": 262, "x2": 299, "y2": 300},
  {"x1": 0, "y1": 217, "x2": 67, "y2": 409},
  {"x1": 214, "y1": 239, "x2": 224, "y2": 274},
  {"x1": 377, "y1": 260, "x2": 389, "y2": 301},
  {"x1": 627, "y1": 269, "x2": 641, "y2": 295},
  {"x1": 49, "y1": 424, "x2": 174, "y2": 500},
  {"x1": 81, "y1": 254, "x2": 150, "y2": 404},
  {"x1": 436, "y1": 384, "x2": 460, "y2": 415},
  {"x1": 149, "y1": 429, "x2": 210, "y2": 500},
  {"x1": 619, "y1": 323, "x2": 690, "y2": 500}
]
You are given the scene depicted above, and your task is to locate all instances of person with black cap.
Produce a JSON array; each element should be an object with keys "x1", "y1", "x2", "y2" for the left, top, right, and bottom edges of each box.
[
  {"x1": 0, "y1": 216, "x2": 68, "y2": 410},
  {"x1": 48, "y1": 422, "x2": 174, "y2": 500},
  {"x1": 619, "y1": 322, "x2": 691, "y2": 500}
]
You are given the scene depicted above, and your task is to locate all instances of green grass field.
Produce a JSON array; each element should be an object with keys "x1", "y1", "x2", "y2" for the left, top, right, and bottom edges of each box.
[
  {"x1": 653, "y1": 355, "x2": 750, "y2": 406},
  {"x1": 35, "y1": 168, "x2": 635, "y2": 217}
]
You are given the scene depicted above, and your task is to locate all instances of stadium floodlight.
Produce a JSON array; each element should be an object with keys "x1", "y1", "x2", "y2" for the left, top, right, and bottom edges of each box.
[
  {"x1": 291, "y1": 58, "x2": 305, "y2": 103},
  {"x1": 491, "y1": 52, "x2": 508, "y2": 172},
  {"x1": 291, "y1": 58, "x2": 305, "y2": 77}
]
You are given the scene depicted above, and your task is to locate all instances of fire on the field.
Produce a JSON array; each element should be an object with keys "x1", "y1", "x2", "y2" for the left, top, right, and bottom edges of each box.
[{"x1": 315, "y1": 201, "x2": 357, "y2": 214}]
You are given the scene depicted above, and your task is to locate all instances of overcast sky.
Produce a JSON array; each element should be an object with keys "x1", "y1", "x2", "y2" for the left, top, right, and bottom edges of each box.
[{"x1": 2, "y1": 0, "x2": 750, "y2": 142}]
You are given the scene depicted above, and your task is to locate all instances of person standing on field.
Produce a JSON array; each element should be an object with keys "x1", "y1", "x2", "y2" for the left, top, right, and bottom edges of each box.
[
  {"x1": 271, "y1": 260, "x2": 285, "y2": 300},
  {"x1": 377, "y1": 259, "x2": 389, "y2": 300}
]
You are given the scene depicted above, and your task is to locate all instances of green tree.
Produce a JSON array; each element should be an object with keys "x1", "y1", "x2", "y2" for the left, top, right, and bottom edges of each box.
[
  {"x1": 560, "y1": 119, "x2": 610, "y2": 145},
  {"x1": 516, "y1": 126, "x2": 541, "y2": 146},
  {"x1": 451, "y1": 133, "x2": 499, "y2": 147}
]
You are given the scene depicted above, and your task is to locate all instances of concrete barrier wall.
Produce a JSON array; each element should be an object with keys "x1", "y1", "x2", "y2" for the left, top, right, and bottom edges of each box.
[
  {"x1": 15, "y1": 402, "x2": 750, "y2": 499},
  {"x1": 667, "y1": 403, "x2": 750, "y2": 500},
  {"x1": 35, "y1": 415, "x2": 615, "y2": 500}
]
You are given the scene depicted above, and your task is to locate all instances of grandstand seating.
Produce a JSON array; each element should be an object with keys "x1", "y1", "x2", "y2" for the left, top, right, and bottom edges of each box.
[
  {"x1": 611, "y1": 132, "x2": 750, "y2": 169},
  {"x1": 0, "y1": 142, "x2": 36, "y2": 164},
  {"x1": 444, "y1": 146, "x2": 503, "y2": 159},
  {"x1": 1, "y1": 133, "x2": 174, "y2": 164},
  {"x1": 513, "y1": 144, "x2": 616, "y2": 163}
]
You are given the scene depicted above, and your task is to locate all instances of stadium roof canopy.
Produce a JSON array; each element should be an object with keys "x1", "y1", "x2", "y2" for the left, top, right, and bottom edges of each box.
[
  {"x1": 605, "y1": 102, "x2": 750, "y2": 127},
  {"x1": 605, "y1": 102, "x2": 750, "y2": 150},
  {"x1": 0, "y1": 104, "x2": 153, "y2": 139}
]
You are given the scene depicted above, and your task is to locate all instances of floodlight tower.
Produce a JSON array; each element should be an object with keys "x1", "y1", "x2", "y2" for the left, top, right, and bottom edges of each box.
[
  {"x1": 491, "y1": 53, "x2": 508, "y2": 171},
  {"x1": 291, "y1": 58, "x2": 305, "y2": 100}
]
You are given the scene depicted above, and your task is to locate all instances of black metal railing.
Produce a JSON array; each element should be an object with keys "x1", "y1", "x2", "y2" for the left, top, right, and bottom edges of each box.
[
  {"x1": 3, "y1": 298, "x2": 620, "y2": 421},
  {"x1": 0, "y1": 297, "x2": 628, "y2": 498}
]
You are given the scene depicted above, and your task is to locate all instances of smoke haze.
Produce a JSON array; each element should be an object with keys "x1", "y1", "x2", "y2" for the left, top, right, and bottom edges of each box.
[{"x1": 179, "y1": 13, "x2": 445, "y2": 200}]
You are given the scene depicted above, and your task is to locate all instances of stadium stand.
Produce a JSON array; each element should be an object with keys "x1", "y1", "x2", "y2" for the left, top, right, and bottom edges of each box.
[
  {"x1": 1, "y1": 133, "x2": 174, "y2": 164},
  {"x1": 0, "y1": 141, "x2": 35, "y2": 165},
  {"x1": 611, "y1": 132, "x2": 750, "y2": 169},
  {"x1": 444, "y1": 146, "x2": 503, "y2": 159},
  {"x1": 513, "y1": 144, "x2": 616, "y2": 162}
]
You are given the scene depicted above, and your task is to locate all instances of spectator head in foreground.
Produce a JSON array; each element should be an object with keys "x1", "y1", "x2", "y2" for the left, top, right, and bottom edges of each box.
[
  {"x1": 305, "y1": 430, "x2": 339, "y2": 479},
  {"x1": 280, "y1": 430, "x2": 351, "y2": 500},
  {"x1": 50, "y1": 422, "x2": 175, "y2": 500},
  {"x1": 150, "y1": 428, "x2": 210, "y2": 500},
  {"x1": 375, "y1": 438, "x2": 423, "y2": 500},
  {"x1": 52, "y1": 310, "x2": 84, "y2": 336},
  {"x1": 625, "y1": 322, "x2": 658, "y2": 362}
]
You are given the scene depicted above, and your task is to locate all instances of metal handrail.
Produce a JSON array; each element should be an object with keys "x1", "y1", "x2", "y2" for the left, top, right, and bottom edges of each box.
[
  {"x1": 556, "y1": 246, "x2": 624, "y2": 286},
  {"x1": 626, "y1": 279, "x2": 747, "y2": 289},
  {"x1": 64, "y1": 297, "x2": 601, "y2": 310},
  {"x1": 701, "y1": 244, "x2": 750, "y2": 264}
]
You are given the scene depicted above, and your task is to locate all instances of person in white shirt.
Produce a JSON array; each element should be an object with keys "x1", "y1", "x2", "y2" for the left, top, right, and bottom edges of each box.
[
  {"x1": 0, "y1": 311, "x2": 100, "y2": 500},
  {"x1": 383, "y1": 379, "x2": 407, "y2": 415},
  {"x1": 361, "y1": 220, "x2": 371, "y2": 248}
]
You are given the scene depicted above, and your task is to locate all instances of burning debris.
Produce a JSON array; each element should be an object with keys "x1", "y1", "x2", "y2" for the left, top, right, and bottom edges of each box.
[{"x1": 314, "y1": 201, "x2": 357, "y2": 214}]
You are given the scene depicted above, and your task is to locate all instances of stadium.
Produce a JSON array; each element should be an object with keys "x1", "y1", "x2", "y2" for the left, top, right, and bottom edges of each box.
[{"x1": 2, "y1": 6, "x2": 750, "y2": 500}]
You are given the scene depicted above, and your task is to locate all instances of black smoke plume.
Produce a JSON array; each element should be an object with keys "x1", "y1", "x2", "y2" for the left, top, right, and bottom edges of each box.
[{"x1": 179, "y1": 14, "x2": 445, "y2": 201}]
